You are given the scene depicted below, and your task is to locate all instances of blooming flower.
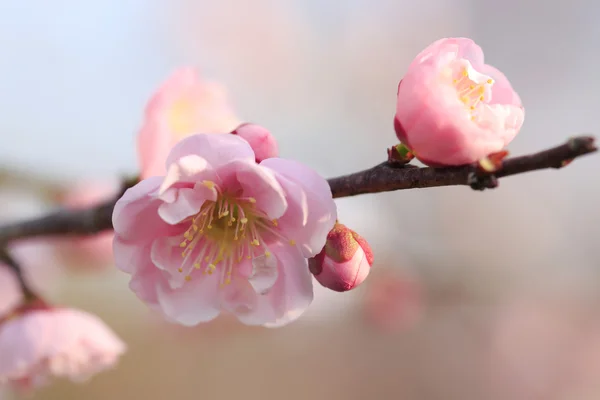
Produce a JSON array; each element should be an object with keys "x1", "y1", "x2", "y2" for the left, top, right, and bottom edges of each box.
[
  {"x1": 394, "y1": 37, "x2": 524, "y2": 166},
  {"x1": 138, "y1": 68, "x2": 243, "y2": 178},
  {"x1": 0, "y1": 308, "x2": 126, "y2": 390},
  {"x1": 113, "y1": 133, "x2": 337, "y2": 327},
  {"x1": 309, "y1": 223, "x2": 373, "y2": 292}
]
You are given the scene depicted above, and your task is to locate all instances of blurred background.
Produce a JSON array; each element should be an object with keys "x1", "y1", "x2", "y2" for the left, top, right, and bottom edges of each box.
[{"x1": 0, "y1": 0, "x2": 599, "y2": 399}]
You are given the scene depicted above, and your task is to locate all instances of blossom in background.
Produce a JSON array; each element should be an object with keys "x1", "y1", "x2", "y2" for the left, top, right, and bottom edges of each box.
[
  {"x1": 54, "y1": 180, "x2": 121, "y2": 270},
  {"x1": 0, "y1": 307, "x2": 126, "y2": 391},
  {"x1": 309, "y1": 222, "x2": 373, "y2": 292},
  {"x1": 137, "y1": 68, "x2": 243, "y2": 178},
  {"x1": 113, "y1": 133, "x2": 337, "y2": 327},
  {"x1": 394, "y1": 37, "x2": 524, "y2": 166},
  {"x1": 362, "y1": 270, "x2": 422, "y2": 332}
]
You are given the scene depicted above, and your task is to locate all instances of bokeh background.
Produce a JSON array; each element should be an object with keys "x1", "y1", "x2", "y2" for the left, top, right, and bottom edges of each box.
[{"x1": 0, "y1": 0, "x2": 599, "y2": 399}]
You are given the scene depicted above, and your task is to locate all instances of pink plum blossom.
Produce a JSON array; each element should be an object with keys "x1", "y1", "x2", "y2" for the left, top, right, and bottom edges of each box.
[
  {"x1": 137, "y1": 68, "x2": 242, "y2": 178},
  {"x1": 232, "y1": 123, "x2": 279, "y2": 163},
  {"x1": 0, "y1": 308, "x2": 126, "y2": 390},
  {"x1": 55, "y1": 180, "x2": 120, "y2": 270},
  {"x1": 113, "y1": 133, "x2": 337, "y2": 327},
  {"x1": 309, "y1": 223, "x2": 373, "y2": 292},
  {"x1": 394, "y1": 37, "x2": 524, "y2": 166}
]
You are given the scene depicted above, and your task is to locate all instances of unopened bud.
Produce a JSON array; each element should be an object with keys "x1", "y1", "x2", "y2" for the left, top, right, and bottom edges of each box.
[
  {"x1": 387, "y1": 143, "x2": 415, "y2": 165},
  {"x1": 231, "y1": 123, "x2": 279, "y2": 163},
  {"x1": 308, "y1": 223, "x2": 374, "y2": 292}
]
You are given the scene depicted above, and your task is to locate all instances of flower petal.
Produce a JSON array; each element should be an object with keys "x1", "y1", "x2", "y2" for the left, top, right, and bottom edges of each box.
[
  {"x1": 159, "y1": 154, "x2": 217, "y2": 195},
  {"x1": 248, "y1": 254, "x2": 278, "y2": 295},
  {"x1": 262, "y1": 159, "x2": 337, "y2": 258},
  {"x1": 480, "y1": 64, "x2": 523, "y2": 107},
  {"x1": 263, "y1": 246, "x2": 314, "y2": 328},
  {"x1": 217, "y1": 160, "x2": 287, "y2": 219},
  {"x1": 222, "y1": 246, "x2": 313, "y2": 327},
  {"x1": 156, "y1": 274, "x2": 221, "y2": 326},
  {"x1": 411, "y1": 37, "x2": 484, "y2": 70},
  {"x1": 165, "y1": 133, "x2": 254, "y2": 172},
  {"x1": 112, "y1": 177, "x2": 164, "y2": 240},
  {"x1": 157, "y1": 187, "x2": 207, "y2": 225}
]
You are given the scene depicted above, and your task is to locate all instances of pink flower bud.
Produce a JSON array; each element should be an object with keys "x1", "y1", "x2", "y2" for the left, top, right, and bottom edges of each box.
[
  {"x1": 394, "y1": 37, "x2": 524, "y2": 166},
  {"x1": 309, "y1": 223, "x2": 373, "y2": 292},
  {"x1": 231, "y1": 123, "x2": 279, "y2": 163}
]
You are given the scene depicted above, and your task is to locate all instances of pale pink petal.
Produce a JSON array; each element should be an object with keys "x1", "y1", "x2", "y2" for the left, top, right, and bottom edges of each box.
[
  {"x1": 159, "y1": 154, "x2": 217, "y2": 195},
  {"x1": 262, "y1": 159, "x2": 337, "y2": 257},
  {"x1": 165, "y1": 133, "x2": 254, "y2": 172},
  {"x1": 261, "y1": 158, "x2": 332, "y2": 202},
  {"x1": 479, "y1": 64, "x2": 523, "y2": 106},
  {"x1": 263, "y1": 246, "x2": 314, "y2": 328},
  {"x1": 217, "y1": 159, "x2": 287, "y2": 219},
  {"x1": 222, "y1": 246, "x2": 313, "y2": 327},
  {"x1": 111, "y1": 176, "x2": 163, "y2": 239},
  {"x1": 410, "y1": 37, "x2": 484, "y2": 69},
  {"x1": 248, "y1": 254, "x2": 279, "y2": 295},
  {"x1": 156, "y1": 274, "x2": 221, "y2": 326},
  {"x1": 157, "y1": 187, "x2": 207, "y2": 225}
]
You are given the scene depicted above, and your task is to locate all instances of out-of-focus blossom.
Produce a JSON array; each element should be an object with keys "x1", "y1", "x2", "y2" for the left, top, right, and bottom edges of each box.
[
  {"x1": 113, "y1": 133, "x2": 337, "y2": 327},
  {"x1": 232, "y1": 123, "x2": 279, "y2": 163},
  {"x1": 309, "y1": 222, "x2": 373, "y2": 292},
  {"x1": 54, "y1": 180, "x2": 120, "y2": 270},
  {"x1": 137, "y1": 68, "x2": 242, "y2": 178},
  {"x1": 0, "y1": 307, "x2": 126, "y2": 391},
  {"x1": 362, "y1": 270, "x2": 422, "y2": 332},
  {"x1": 394, "y1": 37, "x2": 524, "y2": 166}
]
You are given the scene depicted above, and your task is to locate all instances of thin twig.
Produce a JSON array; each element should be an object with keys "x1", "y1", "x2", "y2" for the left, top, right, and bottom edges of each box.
[
  {"x1": 0, "y1": 137, "x2": 595, "y2": 244},
  {"x1": 328, "y1": 136, "x2": 596, "y2": 198}
]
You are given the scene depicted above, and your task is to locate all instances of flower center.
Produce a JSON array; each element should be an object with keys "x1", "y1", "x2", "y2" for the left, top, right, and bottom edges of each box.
[
  {"x1": 177, "y1": 180, "x2": 292, "y2": 287},
  {"x1": 452, "y1": 62, "x2": 494, "y2": 121}
]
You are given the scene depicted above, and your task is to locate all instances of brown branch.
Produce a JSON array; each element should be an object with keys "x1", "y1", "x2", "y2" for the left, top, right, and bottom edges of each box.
[
  {"x1": 0, "y1": 137, "x2": 595, "y2": 245},
  {"x1": 328, "y1": 136, "x2": 596, "y2": 198}
]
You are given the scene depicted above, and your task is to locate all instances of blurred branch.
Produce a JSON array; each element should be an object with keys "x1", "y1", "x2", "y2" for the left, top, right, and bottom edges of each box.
[
  {"x1": 0, "y1": 176, "x2": 138, "y2": 244},
  {"x1": 328, "y1": 136, "x2": 597, "y2": 198},
  {"x1": 0, "y1": 247, "x2": 36, "y2": 298},
  {"x1": 0, "y1": 137, "x2": 595, "y2": 243}
]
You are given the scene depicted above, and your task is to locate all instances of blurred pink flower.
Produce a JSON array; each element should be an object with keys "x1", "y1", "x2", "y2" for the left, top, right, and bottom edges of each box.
[
  {"x1": 309, "y1": 222, "x2": 373, "y2": 292},
  {"x1": 394, "y1": 37, "x2": 524, "y2": 166},
  {"x1": 113, "y1": 133, "x2": 337, "y2": 327},
  {"x1": 0, "y1": 308, "x2": 125, "y2": 391},
  {"x1": 363, "y1": 271, "x2": 422, "y2": 332},
  {"x1": 137, "y1": 68, "x2": 242, "y2": 178},
  {"x1": 55, "y1": 180, "x2": 120, "y2": 270},
  {"x1": 232, "y1": 123, "x2": 279, "y2": 163}
]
